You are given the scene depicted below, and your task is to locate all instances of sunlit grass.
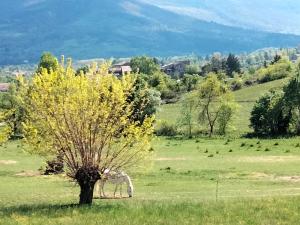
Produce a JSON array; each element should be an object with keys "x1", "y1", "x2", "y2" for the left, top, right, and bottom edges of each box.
[{"x1": 1, "y1": 137, "x2": 300, "y2": 224}]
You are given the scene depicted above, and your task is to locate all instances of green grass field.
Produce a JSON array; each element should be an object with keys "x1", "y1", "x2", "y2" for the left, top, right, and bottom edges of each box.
[
  {"x1": 157, "y1": 78, "x2": 288, "y2": 135},
  {"x1": 0, "y1": 78, "x2": 299, "y2": 224},
  {"x1": 1, "y1": 137, "x2": 300, "y2": 224}
]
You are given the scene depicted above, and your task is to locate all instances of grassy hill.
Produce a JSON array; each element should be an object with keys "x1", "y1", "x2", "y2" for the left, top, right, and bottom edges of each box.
[{"x1": 157, "y1": 78, "x2": 288, "y2": 135}]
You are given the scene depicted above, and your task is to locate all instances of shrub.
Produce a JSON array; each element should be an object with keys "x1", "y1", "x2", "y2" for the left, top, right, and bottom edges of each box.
[
  {"x1": 250, "y1": 90, "x2": 290, "y2": 136},
  {"x1": 257, "y1": 59, "x2": 292, "y2": 83},
  {"x1": 231, "y1": 78, "x2": 243, "y2": 91},
  {"x1": 155, "y1": 121, "x2": 177, "y2": 136}
]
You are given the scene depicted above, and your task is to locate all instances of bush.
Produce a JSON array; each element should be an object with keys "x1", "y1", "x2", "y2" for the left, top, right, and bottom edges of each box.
[
  {"x1": 256, "y1": 59, "x2": 292, "y2": 83},
  {"x1": 250, "y1": 90, "x2": 291, "y2": 136},
  {"x1": 231, "y1": 78, "x2": 243, "y2": 91},
  {"x1": 155, "y1": 121, "x2": 177, "y2": 136}
]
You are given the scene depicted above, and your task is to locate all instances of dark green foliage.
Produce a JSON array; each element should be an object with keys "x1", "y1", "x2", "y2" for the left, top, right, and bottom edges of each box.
[
  {"x1": 226, "y1": 54, "x2": 241, "y2": 77},
  {"x1": 271, "y1": 55, "x2": 282, "y2": 65},
  {"x1": 44, "y1": 152, "x2": 64, "y2": 175},
  {"x1": 182, "y1": 74, "x2": 200, "y2": 92},
  {"x1": 128, "y1": 76, "x2": 161, "y2": 124},
  {"x1": 150, "y1": 72, "x2": 180, "y2": 102},
  {"x1": 283, "y1": 66, "x2": 300, "y2": 134},
  {"x1": 130, "y1": 56, "x2": 160, "y2": 75},
  {"x1": 37, "y1": 52, "x2": 59, "y2": 73},
  {"x1": 250, "y1": 90, "x2": 291, "y2": 136},
  {"x1": 201, "y1": 54, "x2": 226, "y2": 75},
  {"x1": 75, "y1": 66, "x2": 89, "y2": 76}
]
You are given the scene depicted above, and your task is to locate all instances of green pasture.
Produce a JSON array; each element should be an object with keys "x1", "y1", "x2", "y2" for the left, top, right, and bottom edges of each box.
[{"x1": 1, "y1": 137, "x2": 300, "y2": 224}]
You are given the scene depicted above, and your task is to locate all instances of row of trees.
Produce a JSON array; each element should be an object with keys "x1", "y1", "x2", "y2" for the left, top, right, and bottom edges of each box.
[{"x1": 201, "y1": 53, "x2": 241, "y2": 77}]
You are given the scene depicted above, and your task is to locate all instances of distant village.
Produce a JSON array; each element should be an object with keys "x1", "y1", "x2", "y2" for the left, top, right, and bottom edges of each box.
[
  {"x1": 109, "y1": 60, "x2": 190, "y2": 77},
  {"x1": 0, "y1": 60, "x2": 191, "y2": 92},
  {"x1": 1, "y1": 46, "x2": 300, "y2": 93}
]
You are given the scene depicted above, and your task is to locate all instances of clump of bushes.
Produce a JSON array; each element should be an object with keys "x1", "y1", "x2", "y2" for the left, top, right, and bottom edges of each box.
[
  {"x1": 44, "y1": 152, "x2": 64, "y2": 175},
  {"x1": 250, "y1": 90, "x2": 290, "y2": 136},
  {"x1": 155, "y1": 121, "x2": 177, "y2": 136},
  {"x1": 231, "y1": 78, "x2": 243, "y2": 91},
  {"x1": 256, "y1": 59, "x2": 292, "y2": 83}
]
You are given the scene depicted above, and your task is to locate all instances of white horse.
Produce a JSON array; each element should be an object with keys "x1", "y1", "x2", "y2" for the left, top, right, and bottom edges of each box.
[{"x1": 95, "y1": 170, "x2": 133, "y2": 198}]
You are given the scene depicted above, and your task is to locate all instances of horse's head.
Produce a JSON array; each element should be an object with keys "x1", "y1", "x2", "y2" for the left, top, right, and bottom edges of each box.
[{"x1": 127, "y1": 184, "x2": 133, "y2": 197}]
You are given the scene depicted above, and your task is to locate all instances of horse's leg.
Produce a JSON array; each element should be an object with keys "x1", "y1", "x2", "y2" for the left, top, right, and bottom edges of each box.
[
  {"x1": 114, "y1": 184, "x2": 118, "y2": 198},
  {"x1": 120, "y1": 184, "x2": 122, "y2": 198},
  {"x1": 101, "y1": 181, "x2": 107, "y2": 198},
  {"x1": 94, "y1": 181, "x2": 99, "y2": 198}
]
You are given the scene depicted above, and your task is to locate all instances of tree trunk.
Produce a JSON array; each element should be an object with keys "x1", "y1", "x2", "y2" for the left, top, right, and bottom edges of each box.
[
  {"x1": 79, "y1": 181, "x2": 96, "y2": 205},
  {"x1": 209, "y1": 125, "x2": 213, "y2": 137},
  {"x1": 75, "y1": 166, "x2": 100, "y2": 205}
]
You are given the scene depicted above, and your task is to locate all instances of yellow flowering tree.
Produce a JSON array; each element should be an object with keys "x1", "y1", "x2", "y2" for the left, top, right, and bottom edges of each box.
[{"x1": 20, "y1": 60, "x2": 154, "y2": 205}]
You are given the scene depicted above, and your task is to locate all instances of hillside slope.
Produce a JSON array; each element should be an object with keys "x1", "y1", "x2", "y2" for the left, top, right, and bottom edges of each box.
[
  {"x1": 1, "y1": 0, "x2": 300, "y2": 65},
  {"x1": 157, "y1": 79, "x2": 288, "y2": 134}
]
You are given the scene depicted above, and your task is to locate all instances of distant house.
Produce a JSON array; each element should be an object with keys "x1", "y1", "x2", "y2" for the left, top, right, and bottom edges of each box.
[
  {"x1": 0, "y1": 83, "x2": 10, "y2": 92},
  {"x1": 161, "y1": 60, "x2": 190, "y2": 76},
  {"x1": 109, "y1": 62, "x2": 132, "y2": 76},
  {"x1": 290, "y1": 53, "x2": 300, "y2": 63}
]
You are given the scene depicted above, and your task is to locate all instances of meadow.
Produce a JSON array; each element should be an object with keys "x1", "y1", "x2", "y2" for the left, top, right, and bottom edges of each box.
[
  {"x1": 1, "y1": 78, "x2": 300, "y2": 224},
  {"x1": 1, "y1": 137, "x2": 300, "y2": 224}
]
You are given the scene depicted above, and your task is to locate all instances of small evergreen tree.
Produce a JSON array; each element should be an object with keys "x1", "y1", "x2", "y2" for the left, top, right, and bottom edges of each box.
[{"x1": 226, "y1": 53, "x2": 241, "y2": 77}]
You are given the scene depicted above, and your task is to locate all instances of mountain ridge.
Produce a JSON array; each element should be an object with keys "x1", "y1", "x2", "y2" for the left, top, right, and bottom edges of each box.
[{"x1": 0, "y1": 0, "x2": 300, "y2": 65}]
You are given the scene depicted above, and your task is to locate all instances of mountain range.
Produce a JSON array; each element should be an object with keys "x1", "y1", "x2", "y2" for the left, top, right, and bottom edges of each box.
[{"x1": 1, "y1": 0, "x2": 300, "y2": 65}]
